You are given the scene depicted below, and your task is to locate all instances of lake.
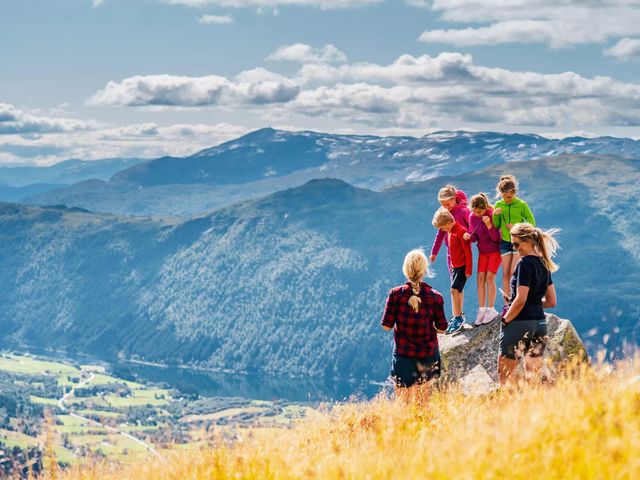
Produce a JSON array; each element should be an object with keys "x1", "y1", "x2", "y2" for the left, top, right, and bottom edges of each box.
[{"x1": 4, "y1": 343, "x2": 386, "y2": 403}]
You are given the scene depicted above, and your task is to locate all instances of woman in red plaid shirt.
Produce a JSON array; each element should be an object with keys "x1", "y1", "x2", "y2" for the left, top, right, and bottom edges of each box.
[{"x1": 382, "y1": 249, "x2": 448, "y2": 404}]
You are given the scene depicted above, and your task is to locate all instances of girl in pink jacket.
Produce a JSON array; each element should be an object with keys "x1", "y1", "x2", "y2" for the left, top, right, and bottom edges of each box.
[
  {"x1": 429, "y1": 185, "x2": 472, "y2": 320},
  {"x1": 429, "y1": 185, "x2": 471, "y2": 269}
]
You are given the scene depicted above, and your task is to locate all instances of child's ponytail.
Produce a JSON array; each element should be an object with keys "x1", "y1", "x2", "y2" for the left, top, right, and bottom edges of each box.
[
  {"x1": 470, "y1": 192, "x2": 494, "y2": 211},
  {"x1": 496, "y1": 174, "x2": 519, "y2": 198}
]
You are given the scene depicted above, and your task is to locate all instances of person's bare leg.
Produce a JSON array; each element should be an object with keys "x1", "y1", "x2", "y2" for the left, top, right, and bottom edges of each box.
[
  {"x1": 501, "y1": 255, "x2": 512, "y2": 296},
  {"x1": 450, "y1": 292, "x2": 456, "y2": 317},
  {"x1": 498, "y1": 355, "x2": 521, "y2": 387},
  {"x1": 451, "y1": 289, "x2": 462, "y2": 317},
  {"x1": 486, "y1": 272, "x2": 497, "y2": 308},
  {"x1": 477, "y1": 272, "x2": 487, "y2": 308}
]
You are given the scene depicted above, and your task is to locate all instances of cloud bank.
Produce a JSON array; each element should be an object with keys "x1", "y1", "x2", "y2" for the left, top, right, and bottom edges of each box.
[
  {"x1": 0, "y1": 103, "x2": 248, "y2": 165},
  {"x1": 417, "y1": 0, "x2": 640, "y2": 51},
  {"x1": 0, "y1": 103, "x2": 97, "y2": 135},
  {"x1": 89, "y1": 49, "x2": 640, "y2": 131},
  {"x1": 89, "y1": 72, "x2": 300, "y2": 107}
]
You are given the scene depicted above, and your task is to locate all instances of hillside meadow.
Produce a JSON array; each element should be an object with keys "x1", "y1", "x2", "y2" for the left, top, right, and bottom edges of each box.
[{"x1": 41, "y1": 358, "x2": 639, "y2": 480}]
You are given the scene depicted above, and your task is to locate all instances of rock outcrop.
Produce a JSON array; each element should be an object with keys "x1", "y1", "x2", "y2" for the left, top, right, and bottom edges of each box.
[{"x1": 438, "y1": 314, "x2": 588, "y2": 394}]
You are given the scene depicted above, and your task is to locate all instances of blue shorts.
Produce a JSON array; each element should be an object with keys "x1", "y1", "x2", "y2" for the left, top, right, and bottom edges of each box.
[
  {"x1": 500, "y1": 239, "x2": 516, "y2": 256},
  {"x1": 391, "y1": 353, "x2": 441, "y2": 388},
  {"x1": 499, "y1": 319, "x2": 548, "y2": 359}
]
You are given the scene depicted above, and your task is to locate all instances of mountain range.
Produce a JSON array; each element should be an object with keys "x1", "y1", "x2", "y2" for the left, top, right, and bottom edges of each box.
[
  {"x1": 24, "y1": 129, "x2": 640, "y2": 216},
  {"x1": 0, "y1": 157, "x2": 143, "y2": 203},
  {"x1": 1, "y1": 150, "x2": 637, "y2": 380}
]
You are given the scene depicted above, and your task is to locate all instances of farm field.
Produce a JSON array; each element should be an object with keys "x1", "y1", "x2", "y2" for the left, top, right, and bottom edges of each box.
[{"x1": 0, "y1": 351, "x2": 314, "y2": 468}]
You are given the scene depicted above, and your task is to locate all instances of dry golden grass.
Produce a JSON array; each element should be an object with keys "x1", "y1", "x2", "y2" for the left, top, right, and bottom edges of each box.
[{"x1": 44, "y1": 360, "x2": 640, "y2": 480}]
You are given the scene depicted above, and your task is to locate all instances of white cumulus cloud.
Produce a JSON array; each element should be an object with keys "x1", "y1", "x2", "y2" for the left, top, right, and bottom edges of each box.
[
  {"x1": 0, "y1": 103, "x2": 98, "y2": 135},
  {"x1": 67, "y1": 45, "x2": 640, "y2": 155},
  {"x1": 0, "y1": 121, "x2": 248, "y2": 165},
  {"x1": 266, "y1": 43, "x2": 347, "y2": 63},
  {"x1": 89, "y1": 75, "x2": 231, "y2": 107},
  {"x1": 416, "y1": 0, "x2": 640, "y2": 49},
  {"x1": 420, "y1": 20, "x2": 605, "y2": 49},
  {"x1": 605, "y1": 38, "x2": 640, "y2": 61},
  {"x1": 89, "y1": 72, "x2": 300, "y2": 107},
  {"x1": 86, "y1": 51, "x2": 640, "y2": 132}
]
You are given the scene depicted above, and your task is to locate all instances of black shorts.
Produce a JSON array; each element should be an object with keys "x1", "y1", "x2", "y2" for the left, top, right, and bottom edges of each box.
[
  {"x1": 499, "y1": 319, "x2": 548, "y2": 359},
  {"x1": 391, "y1": 353, "x2": 441, "y2": 388},
  {"x1": 450, "y1": 266, "x2": 467, "y2": 292}
]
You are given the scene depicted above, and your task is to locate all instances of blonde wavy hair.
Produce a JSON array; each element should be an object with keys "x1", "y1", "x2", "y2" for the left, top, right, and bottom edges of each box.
[{"x1": 510, "y1": 223, "x2": 560, "y2": 272}]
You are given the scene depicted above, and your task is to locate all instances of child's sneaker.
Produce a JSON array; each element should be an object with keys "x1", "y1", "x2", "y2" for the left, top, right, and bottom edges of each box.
[
  {"x1": 474, "y1": 307, "x2": 487, "y2": 326},
  {"x1": 446, "y1": 315, "x2": 465, "y2": 334},
  {"x1": 482, "y1": 307, "x2": 500, "y2": 324}
]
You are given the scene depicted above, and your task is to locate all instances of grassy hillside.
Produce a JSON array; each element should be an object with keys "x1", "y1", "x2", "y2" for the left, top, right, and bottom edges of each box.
[{"x1": 46, "y1": 360, "x2": 640, "y2": 479}]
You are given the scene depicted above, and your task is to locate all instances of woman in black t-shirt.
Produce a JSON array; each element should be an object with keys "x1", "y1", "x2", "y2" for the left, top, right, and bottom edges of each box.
[{"x1": 498, "y1": 223, "x2": 560, "y2": 386}]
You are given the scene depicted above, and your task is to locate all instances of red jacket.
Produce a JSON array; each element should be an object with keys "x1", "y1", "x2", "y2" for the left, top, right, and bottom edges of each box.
[{"x1": 446, "y1": 222, "x2": 473, "y2": 276}]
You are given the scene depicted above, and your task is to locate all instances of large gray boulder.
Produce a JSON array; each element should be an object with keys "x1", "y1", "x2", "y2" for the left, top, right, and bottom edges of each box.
[{"x1": 437, "y1": 314, "x2": 588, "y2": 394}]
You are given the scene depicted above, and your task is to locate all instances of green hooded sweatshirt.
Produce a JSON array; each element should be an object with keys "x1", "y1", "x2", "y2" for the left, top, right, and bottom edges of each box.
[{"x1": 492, "y1": 197, "x2": 536, "y2": 241}]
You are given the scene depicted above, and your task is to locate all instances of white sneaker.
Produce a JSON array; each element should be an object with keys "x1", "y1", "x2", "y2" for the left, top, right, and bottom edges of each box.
[
  {"x1": 474, "y1": 307, "x2": 487, "y2": 326},
  {"x1": 482, "y1": 307, "x2": 500, "y2": 324}
]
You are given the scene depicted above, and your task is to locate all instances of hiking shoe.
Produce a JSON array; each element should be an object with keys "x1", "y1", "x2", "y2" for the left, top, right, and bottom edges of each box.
[
  {"x1": 474, "y1": 307, "x2": 487, "y2": 326},
  {"x1": 482, "y1": 307, "x2": 500, "y2": 324},
  {"x1": 446, "y1": 315, "x2": 465, "y2": 334}
]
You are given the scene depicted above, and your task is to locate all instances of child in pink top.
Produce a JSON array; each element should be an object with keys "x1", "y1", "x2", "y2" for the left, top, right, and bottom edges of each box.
[{"x1": 464, "y1": 193, "x2": 501, "y2": 326}]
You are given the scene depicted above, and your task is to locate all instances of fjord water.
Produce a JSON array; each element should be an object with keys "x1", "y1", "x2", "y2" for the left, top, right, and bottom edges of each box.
[
  {"x1": 6, "y1": 344, "x2": 382, "y2": 403},
  {"x1": 120, "y1": 362, "x2": 383, "y2": 402}
]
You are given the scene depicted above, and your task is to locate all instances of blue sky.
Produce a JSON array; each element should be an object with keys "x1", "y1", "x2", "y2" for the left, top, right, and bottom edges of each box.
[{"x1": 1, "y1": 0, "x2": 640, "y2": 164}]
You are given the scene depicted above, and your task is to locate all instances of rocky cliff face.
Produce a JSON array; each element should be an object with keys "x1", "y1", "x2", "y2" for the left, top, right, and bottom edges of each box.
[{"x1": 438, "y1": 314, "x2": 588, "y2": 394}]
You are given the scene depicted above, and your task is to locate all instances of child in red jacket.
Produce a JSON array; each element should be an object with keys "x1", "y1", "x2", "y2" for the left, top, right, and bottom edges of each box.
[{"x1": 432, "y1": 208, "x2": 472, "y2": 334}]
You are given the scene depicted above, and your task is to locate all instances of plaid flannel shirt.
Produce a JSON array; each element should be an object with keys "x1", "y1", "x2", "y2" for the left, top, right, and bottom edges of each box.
[{"x1": 381, "y1": 281, "x2": 448, "y2": 358}]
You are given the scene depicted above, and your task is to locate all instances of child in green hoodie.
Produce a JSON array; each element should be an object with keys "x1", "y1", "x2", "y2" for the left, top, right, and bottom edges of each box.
[{"x1": 492, "y1": 174, "x2": 535, "y2": 296}]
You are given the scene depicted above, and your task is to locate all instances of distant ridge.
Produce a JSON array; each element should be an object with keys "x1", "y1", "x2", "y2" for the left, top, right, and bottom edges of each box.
[
  {"x1": 23, "y1": 129, "x2": 640, "y2": 216},
  {"x1": 0, "y1": 157, "x2": 145, "y2": 203}
]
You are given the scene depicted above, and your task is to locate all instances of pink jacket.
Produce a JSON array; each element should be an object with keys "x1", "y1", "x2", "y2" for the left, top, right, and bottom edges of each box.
[{"x1": 468, "y1": 207, "x2": 501, "y2": 254}]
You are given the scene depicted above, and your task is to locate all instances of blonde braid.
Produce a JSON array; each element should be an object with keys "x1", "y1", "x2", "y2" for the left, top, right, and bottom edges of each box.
[
  {"x1": 402, "y1": 249, "x2": 431, "y2": 313},
  {"x1": 408, "y1": 280, "x2": 422, "y2": 313}
]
